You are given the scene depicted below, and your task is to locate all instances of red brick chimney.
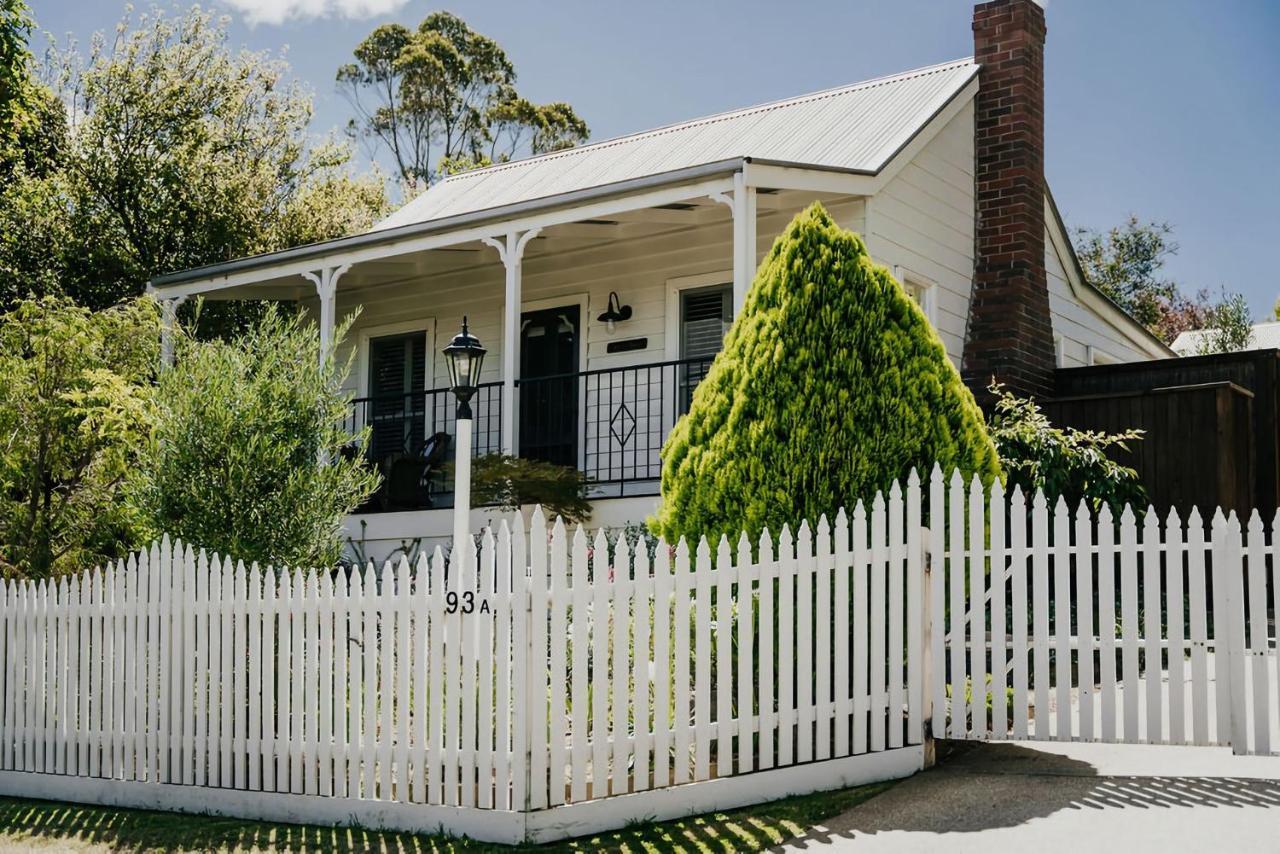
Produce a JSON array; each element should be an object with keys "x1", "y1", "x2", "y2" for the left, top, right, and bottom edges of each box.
[{"x1": 962, "y1": 0, "x2": 1056, "y2": 400}]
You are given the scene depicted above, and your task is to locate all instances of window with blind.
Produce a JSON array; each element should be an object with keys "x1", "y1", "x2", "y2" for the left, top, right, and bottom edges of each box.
[
  {"x1": 367, "y1": 332, "x2": 428, "y2": 460},
  {"x1": 678, "y1": 284, "x2": 732, "y2": 412}
]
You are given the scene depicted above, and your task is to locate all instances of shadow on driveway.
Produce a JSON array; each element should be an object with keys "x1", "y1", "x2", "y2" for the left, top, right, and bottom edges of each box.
[{"x1": 778, "y1": 741, "x2": 1280, "y2": 853}]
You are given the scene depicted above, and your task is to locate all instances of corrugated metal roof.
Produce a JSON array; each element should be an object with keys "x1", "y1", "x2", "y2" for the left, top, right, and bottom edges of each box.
[
  {"x1": 1172, "y1": 321, "x2": 1280, "y2": 357},
  {"x1": 373, "y1": 57, "x2": 978, "y2": 232}
]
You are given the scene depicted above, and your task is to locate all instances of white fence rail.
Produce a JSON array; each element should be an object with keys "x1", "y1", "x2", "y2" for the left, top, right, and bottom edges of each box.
[
  {"x1": 0, "y1": 478, "x2": 929, "y2": 843},
  {"x1": 931, "y1": 469, "x2": 1280, "y2": 756}
]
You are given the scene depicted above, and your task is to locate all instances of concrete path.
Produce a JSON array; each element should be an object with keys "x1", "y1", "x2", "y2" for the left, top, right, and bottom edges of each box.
[{"x1": 780, "y1": 740, "x2": 1280, "y2": 853}]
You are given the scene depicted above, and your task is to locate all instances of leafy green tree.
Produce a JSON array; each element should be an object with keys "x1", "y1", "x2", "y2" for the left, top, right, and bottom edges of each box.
[
  {"x1": 0, "y1": 0, "x2": 38, "y2": 163},
  {"x1": 1073, "y1": 216, "x2": 1180, "y2": 334},
  {"x1": 131, "y1": 305, "x2": 379, "y2": 569},
  {"x1": 338, "y1": 12, "x2": 588, "y2": 189},
  {"x1": 987, "y1": 382, "x2": 1145, "y2": 517},
  {"x1": 652, "y1": 203, "x2": 1000, "y2": 543},
  {"x1": 1194, "y1": 289, "x2": 1254, "y2": 355},
  {"x1": 0, "y1": 7, "x2": 387, "y2": 315},
  {"x1": 0, "y1": 296, "x2": 158, "y2": 578}
]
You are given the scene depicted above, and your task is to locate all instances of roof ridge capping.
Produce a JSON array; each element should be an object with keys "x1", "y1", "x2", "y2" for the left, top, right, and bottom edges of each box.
[{"x1": 437, "y1": 56, "x2": 978, "y2": 184}]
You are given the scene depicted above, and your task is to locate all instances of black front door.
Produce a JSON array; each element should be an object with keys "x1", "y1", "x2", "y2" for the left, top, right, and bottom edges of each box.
[{"x1": 520, "y1": 306, "x2": 579, "y2": 467}]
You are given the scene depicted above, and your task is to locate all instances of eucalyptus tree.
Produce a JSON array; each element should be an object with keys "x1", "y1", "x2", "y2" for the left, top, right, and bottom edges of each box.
[{"x1": 338, "y1": 11, "x2": 588, "y2": 189}]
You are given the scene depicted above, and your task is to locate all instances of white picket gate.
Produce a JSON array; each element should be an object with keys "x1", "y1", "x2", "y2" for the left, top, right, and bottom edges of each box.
[
  {"x1": 930, "y1": 468, "x2": 1280, "y2": 756},
  {"x1": 0, "y1": 482, "x2": 928, "y2": 844}
]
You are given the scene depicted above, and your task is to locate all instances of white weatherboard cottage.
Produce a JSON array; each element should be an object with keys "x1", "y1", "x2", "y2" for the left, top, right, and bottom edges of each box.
[{"x1": 149, "y1": 4, "x2": 1170, "y2": 563}]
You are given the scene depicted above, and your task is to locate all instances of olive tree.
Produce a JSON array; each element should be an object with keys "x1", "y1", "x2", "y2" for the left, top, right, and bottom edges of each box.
[{"x1": 131, "y1": 306, "x2": 379, "y2": 568}]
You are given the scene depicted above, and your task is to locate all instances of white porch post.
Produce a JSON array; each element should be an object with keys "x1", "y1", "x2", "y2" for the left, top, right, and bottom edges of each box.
[
  {"x1": 302, "y1": 263, "x2": 351, "y2": 366},
  {"x1": 710, "y1": 171, "x2": 757, "y2": 313},
  {"x1": 158, "y1": 295, "x2": 187, "y2": 368},
  {"x1": 482, "y1": 229, "x2": 541, "y2": 456}
]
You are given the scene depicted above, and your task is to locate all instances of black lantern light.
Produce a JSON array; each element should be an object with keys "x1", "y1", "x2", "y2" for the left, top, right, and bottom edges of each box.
[
  {"x1": 443, "y1": 316, "x2": 486, "y2": 418},
  {"x1": 596, "y1": 291, "x2": 633, "y2": 330}
]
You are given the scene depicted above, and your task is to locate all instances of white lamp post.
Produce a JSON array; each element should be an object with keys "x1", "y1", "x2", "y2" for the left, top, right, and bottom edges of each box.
[{"x1": 444, "y1": 317, "x2": 486, "y2": 566}]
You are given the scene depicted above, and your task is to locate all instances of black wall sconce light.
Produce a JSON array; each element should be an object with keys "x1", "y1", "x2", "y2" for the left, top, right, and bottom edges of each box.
[{"x1": 597, "y1": 291, "x2": 633, "y2": 331}]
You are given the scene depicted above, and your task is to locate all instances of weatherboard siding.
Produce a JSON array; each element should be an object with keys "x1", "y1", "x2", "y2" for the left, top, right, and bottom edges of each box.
[
  {"x1": 862, "y1": 102, "x2": 976, "y2": 364},
  {"x1": 1045, "y1": 231, "x2": 1150, "y2": 366}
]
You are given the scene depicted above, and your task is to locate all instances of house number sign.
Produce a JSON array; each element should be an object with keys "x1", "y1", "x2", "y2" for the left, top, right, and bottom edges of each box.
[{"x1": 444, "y1": 590, "x2": 491, "y2": 615}]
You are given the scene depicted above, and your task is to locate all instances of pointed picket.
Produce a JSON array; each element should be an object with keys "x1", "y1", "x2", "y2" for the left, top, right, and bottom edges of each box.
[
  {"x1": 1031, "y1": 490, "x2": 1051, "y2": 740},
  {"x1": 1186, "y1": 508, "x2": 1209, "y2": 746},
  {"x1": 1245, "y1": 511, "x2": 1270, "y2": 754},
  {"x1": 1097, "y1": 505, "x2": 1118, "y2": 743},
  {"x1": 989, "y1": 479, "x2": 1007, "y2": 740},
  {"x1": 833, "y1": 509, "x2": 852, "y2": 757},
  {"x1": 947, "y1": 472, "x2": 966, "y2": 739},
  {"x1": 928, "y1": 467, "x2": 945, "y2": 741},
  {"x1": 736, "y1": 531, "x2": 756, "y2": 773},
  {"x1": 969, "y1": 476, "x2": 988, "y2": 740},
  {"x1": 612, "y1": 534, "x2": 633, "y2": 794},
  {"x1": 815, "y1": 516, "x2": 834, "y2": 759},
  {"x1": 693, "y1": 536, "x2": 713, "y2": 780},
  {"x1": 675, "y1": 540, "x2": 696, "y2": 788},
  {"x1": 276, "y1": 568, "x2": 293, "y2": 793},
  {"x1": 494, "y1": 521, "x2": 513, "y2": 810},
  {"x1": 796, "y1": 521, "x2": 817, "y2": 762},
  {"x1": 1142, "y1": 509, "x2": 1164, "y2": 743},
  {"x1": 1120, "y1": 507, "x2": 1141, "y2": 742},
  {"x1": 476, "y1": 536, "x2": 495, "y2": 808},
  {"x1": 633, "y1": 534, "x2": 653, "y2": 788},
  {"x1": 1165, "y1": 508, "x2": 1186, "y2": 745},
  {"x1": 852, "y1": 504, "x2": 869, "y2": 755},
  {"x1": 1076, "y1": 502, "x2": 1096, "y2": 742},
  {"x1": 715, "y1": 534, "x2": 734, "y2": 774},
  {"x1": 263, "y1": 566, "x2": 279, "y2": 793},
  {"x1": 590, "y1": 528, "x2": 610, "y2": 797},
  {"x1": 360, "y1": 564, "x2": 378, "y2": 801},
  {"x1": 529, "y1": 508, "x2": 552, "y2": 809},
  {"x1": 547, "y1": 518, "x2": 570, "y2": 805},
  {"x1": 652, "y1": 538, "x2": 673, "y2": 787},
  {"x1": 756, "y1": 529, "x2": 775, "y2": 770},
  {"x1": 425, "y1": 548, "x2": 445, "y2": 804},
  {"x1": 569, "y1": 526, "x2": 589, "y2": 802},
  {"x1": 1053, "y1": 495, "x2": 1072, "y2": 741},
  {"x1": 410, "y1": 554, "x2": 427, "y2": 804}
]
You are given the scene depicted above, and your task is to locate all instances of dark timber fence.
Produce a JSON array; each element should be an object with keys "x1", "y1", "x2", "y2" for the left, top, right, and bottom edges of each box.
[{"x1": 1048, "y1": 349, "x2": 1280, "y2": 518}]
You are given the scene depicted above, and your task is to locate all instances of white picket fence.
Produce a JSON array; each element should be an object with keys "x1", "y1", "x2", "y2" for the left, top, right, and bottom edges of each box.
[
  {"x1": 931, "y1": 469, "x2": 1280, "y2": 756},
  {"x1": 5, "y1": 466, "x2": 1277, "y2": 843},
  {"x1": 0, "y1": 478, "x2": 929, "y2": 844}
]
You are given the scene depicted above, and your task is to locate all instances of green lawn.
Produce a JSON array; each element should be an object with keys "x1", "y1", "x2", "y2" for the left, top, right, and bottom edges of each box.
[{"x1": 0, "y1": 781, "x2": 893, "y2": 852}]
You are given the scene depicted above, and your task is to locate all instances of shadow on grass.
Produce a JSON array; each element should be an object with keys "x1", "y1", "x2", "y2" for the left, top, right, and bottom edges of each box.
[{"x1": 0, "y1": 781, "x2": 894, "y2": 853}]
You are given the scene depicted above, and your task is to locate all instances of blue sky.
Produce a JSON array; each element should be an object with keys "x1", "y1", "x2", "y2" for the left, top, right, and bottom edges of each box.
[{"x1": 33, "y1": 0, "x2": 1280, "y2": 316}]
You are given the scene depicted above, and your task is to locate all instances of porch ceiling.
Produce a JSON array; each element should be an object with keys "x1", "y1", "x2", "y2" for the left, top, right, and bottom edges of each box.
[{"x1": 164, "y1": 187, "x2": 843, "y2": 302}]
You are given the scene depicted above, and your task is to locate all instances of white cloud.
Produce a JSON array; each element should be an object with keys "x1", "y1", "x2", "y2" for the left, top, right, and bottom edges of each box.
[{"x1": 221, "y1": 0, "x2": 411, "y2": 26}]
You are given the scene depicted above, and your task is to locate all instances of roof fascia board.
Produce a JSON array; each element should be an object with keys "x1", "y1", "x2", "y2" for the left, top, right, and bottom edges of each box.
[
  {"x1": 743, "y1": 161, "x2": 878, "y2": 195},
  {"x1": 150, "y1": 170, "x2": 740, "y2": 299},
  {"x1": 1043, "y1": 190, "x2": 1173, "y2": 359}
]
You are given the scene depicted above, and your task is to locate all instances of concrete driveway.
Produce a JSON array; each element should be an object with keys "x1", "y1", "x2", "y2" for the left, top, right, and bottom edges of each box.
[{"x1": 779, "y1": 740, "x2": 1280, "y2": 853}]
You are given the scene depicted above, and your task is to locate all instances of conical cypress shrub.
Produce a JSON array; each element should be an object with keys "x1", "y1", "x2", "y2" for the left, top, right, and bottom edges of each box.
[{"x1": 653, "y1": 202, "x2": 999, "y2": 542}]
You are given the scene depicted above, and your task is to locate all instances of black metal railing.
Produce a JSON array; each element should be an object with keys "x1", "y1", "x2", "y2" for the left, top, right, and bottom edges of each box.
[
  {"x1": 345, "y1": 358, "x2": 715, "y2": 511},
  {"x1": 516, "y1": 357, "x2": 714, "y2": 497},
  {"x1": 343, "y1": 382, "x2": 502, "y2": 512}
]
